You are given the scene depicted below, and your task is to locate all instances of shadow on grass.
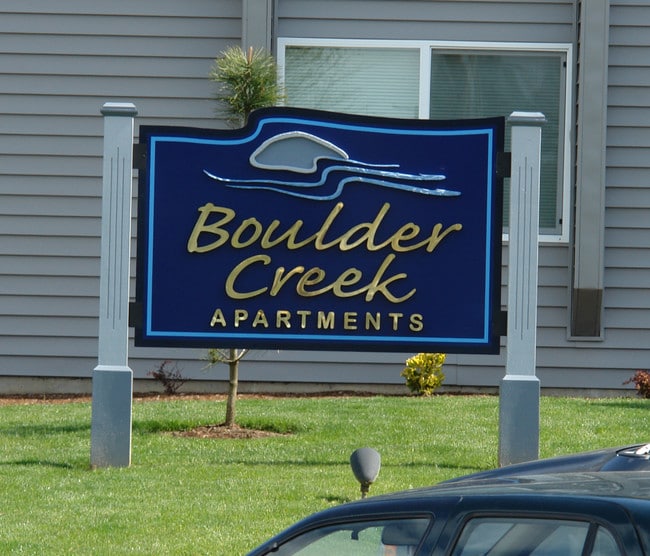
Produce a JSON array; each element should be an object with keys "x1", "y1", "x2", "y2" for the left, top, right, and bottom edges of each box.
[
  {"x1": 587, "y1": 399, "x2": 649, "y2": 410},
  {"x1": 132, "y1": 420, "x2": 194, "y2": 434},
  {"x1": 0, "y1": 423, "x2": 90, "y2": 437},
  {"x1": 0, "y1": 458, "x2": 77, "y2": 469},
  {"x1": 322, "y1": 495, "x2": 352, "y2": 504},
  {"x1": 202, "y1": 458, "x2": 484, "y2": 475}
]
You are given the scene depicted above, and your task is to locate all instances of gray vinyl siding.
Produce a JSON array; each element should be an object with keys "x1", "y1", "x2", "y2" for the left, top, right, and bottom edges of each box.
[
  {"x1": 2, "y1": 0, "x2": 650, "y2": 392},
  {"x1": 277, "y1": 0, "x2": 576, "y2": 43},
  {"x1": 0, "y1": 1, "x2": 241, "y2": 378},
  {"x1": 273, "y1": 0, "x2": 648, "y2": 391},
  {"x1": 276, "y1": 0, "x2": 577, "y2": 388},
  {"x1": 603, "y1": 0, "x2": 650, "y2": 381}
]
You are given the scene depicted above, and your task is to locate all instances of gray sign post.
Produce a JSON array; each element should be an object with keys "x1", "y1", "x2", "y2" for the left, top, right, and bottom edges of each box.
[
  {"x1": 499, "y1": 111, "x2": 546, "y2": 467},
  {"x1": 90, "y1": 102, "x2": 137, "y2": 468}
]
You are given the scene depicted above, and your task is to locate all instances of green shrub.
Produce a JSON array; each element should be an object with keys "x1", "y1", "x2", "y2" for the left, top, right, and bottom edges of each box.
[
  {"x1": 401, "y1": 353, "x2": 446, "y2": 396},
  {"x1": 208, "y1": 45, "x2": 283, "y2": 127}
]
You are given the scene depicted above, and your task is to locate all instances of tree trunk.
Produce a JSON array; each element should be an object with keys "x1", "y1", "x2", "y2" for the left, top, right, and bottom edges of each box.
[{"x1": 225, "y1": 348, "x2": 239, "y2": 427}]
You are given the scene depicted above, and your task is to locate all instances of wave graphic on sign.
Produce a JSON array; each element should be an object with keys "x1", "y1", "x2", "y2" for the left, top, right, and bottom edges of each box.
[{"x1": 203, "y1": 131, "x2": 460, "y2": 201}]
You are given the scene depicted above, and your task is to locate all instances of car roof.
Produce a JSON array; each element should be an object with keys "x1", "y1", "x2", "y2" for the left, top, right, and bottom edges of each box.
[
  {"x1": 248, "y1": 472, "x2": 650, "y2": 555},
  {"x1": 294, "y1": 471, "x2": 650, "y2": 523},
  {"x1": 391, "y1": 471, "x2": 650, "y2": 500},
  {"x1": 280, "y1": 471, "x2": 650, "y2": 526},
  {"x1": 442, "y1": 443, "x2": 650, "y2": 483}
]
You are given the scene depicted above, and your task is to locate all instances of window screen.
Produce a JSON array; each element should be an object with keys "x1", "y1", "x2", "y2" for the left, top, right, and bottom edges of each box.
[
  {"x1": 429, "y1": 51, "x2": 565, "y2": 231},
  {"x1": 281, "y1": 40, "x2": 569, "y2": 237},
  {"x1": 284, "y1": 46, "x2": 420, "y2": 119}
]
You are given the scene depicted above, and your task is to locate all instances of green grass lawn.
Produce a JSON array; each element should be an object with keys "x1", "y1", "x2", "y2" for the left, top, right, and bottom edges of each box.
[{"x1": 0, "y1": 394, "x2": 648, "y2": 554}]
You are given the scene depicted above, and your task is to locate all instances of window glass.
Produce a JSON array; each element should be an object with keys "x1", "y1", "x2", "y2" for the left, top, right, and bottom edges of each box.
[
  {"x1": 284, "y1": 46, "x2": 420, "y2": 119},
  {"x1": 591, "y1": 526, "x2": 620, "y2": 555},
  {"x1": 271, "y1": 517, "x2": 430, "y2": 555},
  {"x1": 280, "y1": 40, "x2": 570, "y2": 238},
  {"x1": 429, "y1": 51, "x2": 564, "y2": 232},
  {"x1": 451, "y1": 517, "x2": 622, "y2": 556}
]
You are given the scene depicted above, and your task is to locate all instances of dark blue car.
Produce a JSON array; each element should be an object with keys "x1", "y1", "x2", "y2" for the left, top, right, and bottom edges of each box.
[
  {"x1": 442, "y1": 442, "x2": 650, "y2": 482},
  {"x1": 248, "y1": 445, "x2": 650, "y2": 555}
]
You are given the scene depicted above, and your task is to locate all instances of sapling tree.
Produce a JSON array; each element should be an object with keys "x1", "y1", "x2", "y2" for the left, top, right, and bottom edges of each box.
[
  {"x1": 204, "y1": 45, "x2": 282, "y2": 427},
  {"x1": 204, "y1": 348, "x2": 249, "y2": 427}
]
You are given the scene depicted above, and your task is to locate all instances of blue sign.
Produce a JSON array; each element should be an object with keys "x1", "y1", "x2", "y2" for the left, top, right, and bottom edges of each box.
[{"x1": 135, "y1": 107, "x2": 504, "y2": 353}]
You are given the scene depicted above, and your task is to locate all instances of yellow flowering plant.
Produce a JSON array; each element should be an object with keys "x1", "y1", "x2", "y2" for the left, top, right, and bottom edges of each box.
[{"x1": 401, "y1": 353, "x2": 446, "y2": 396}]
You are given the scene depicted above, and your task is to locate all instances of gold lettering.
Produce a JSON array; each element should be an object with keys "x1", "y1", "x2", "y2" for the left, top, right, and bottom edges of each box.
[
  {"x1": 363, "y1": 254, "x2": 415, "y2": 303},
  {"x1": 231, "y1": 218, "x2": 262, "y2": 248},
  {"x1": 261, "y1": 219, "x2": 306, "y2": 249},
  {"x1": 270, "y1": 266, "x2": 305, "y2": 296},
  {"x1": 337, "y1": 203, "x2": 391, "y2": 251},
  {"x1": 423, "y1": 223, "x2": 463, "y2": 252},
  {"x1": 409, "y1": 313, "x2": 424, "y2": 332},
  {"x1": 312, "y1": 202, "x2": 345, "y2": 250},
  {"x1": 252, "y1": 310, "x2": 269, "y2": 328},
  {"x1": 234, "y1": 309, "x2": 248, "y2": 327},
  {"x1": 225, "y1": 255, "x2": 270, "y2": 299},
  {"x1": 332, "y1": 268, "x2": 364, "y2": 296},
  {"x1": 299, "y1": 267, "x2": 363, "y2": 298},
  {"x1": 296, "y1": 267, "x2": 326, "y2": 294},
  {"x1": 387, "y1": 223, "x2": 421, "y2": 251},
  {"x1": 276, "y1": 310, "x2": 291, "y2": 328},
  {"x1": 388, "y1": 312, "x2": 404, "y2": 330},
  {"x1": 260, "y1": 203, "x2": 345, "y2": 250},
  {"x1": 365, "y1": 312, "x2": 381, "y2": 331},
  {"x1": 343, "y1": 312, "x2": 358, "y2": 330},
  {"x1": 317, "y1": 311, "x2": 335, "y2": 329},
  {"x1": 296, "y1": 310, "x2": 311, "y2": 328},
  {"x1": 188, "y1": 202, "x2": 460, "y2": 254},
  {"x1": 227, "y1": 255, "x2": 414, "y2": 302},
  {"x1": 207, "y1": 307, "x2": 424, "y2": 333},
  {"x1": 209, "y1": 308, "x2": 226, "y2": 327},
  {"x1": 187, "y1": 204, "x2": 235, "y2": 253}
]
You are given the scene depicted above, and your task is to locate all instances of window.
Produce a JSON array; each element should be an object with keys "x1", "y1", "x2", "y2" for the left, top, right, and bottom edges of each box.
[
  {"x1": 451, "y1": 516, "x2": 621, "y2": 556},
  {"x1": 282, "y1": 46, "x2": 420, "y2": 119},
  {"x1": 279, "y1": 38, "x2": 572, "y2": 242},
  {"x1": 269, "y1": 517, "x2": 431, "y2": 555}
]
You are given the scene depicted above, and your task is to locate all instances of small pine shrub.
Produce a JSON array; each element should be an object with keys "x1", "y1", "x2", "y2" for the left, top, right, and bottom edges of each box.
[
  {"x1": 401, "y1": 353, "x2": 446, "y2": 396},
  {"x1": 208, "y1": 46, "x2": 283, "y2": 127},
  {"x1": 623, "y1": 370, "x2": 650, "y2": 399}
]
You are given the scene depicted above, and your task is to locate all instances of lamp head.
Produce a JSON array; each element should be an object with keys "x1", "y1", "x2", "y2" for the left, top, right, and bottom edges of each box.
[{"x1": 350, "y1": 447, "x2": 381, "y2": 498}]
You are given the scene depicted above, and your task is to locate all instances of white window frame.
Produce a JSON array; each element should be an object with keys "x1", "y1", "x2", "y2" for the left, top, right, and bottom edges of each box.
[{"x1": 278, "y1": 37, "x2": 573, "y2": 243}]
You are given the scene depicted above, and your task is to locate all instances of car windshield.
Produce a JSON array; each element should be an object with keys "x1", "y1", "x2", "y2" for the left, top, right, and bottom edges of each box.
[{"x1": 268, "y1": 517, "x2": 431, "y2": 555}]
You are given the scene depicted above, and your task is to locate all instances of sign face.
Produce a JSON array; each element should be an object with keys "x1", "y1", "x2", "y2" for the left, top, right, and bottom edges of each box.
[{"x1": 135, "y1": 107, "x2": 504, "y2": 353}]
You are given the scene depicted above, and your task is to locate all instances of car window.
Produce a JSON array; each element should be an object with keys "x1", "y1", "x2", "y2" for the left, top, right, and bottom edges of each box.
[
  {"x1": 591, "y1": 526, "x2": 619, "y2": 556},
  {"x1": 270, "y1": 517, "x2": 431, "y2": 555},
  {"x1": 451, "y1": 517, "x2": 622, "y2": 556}
]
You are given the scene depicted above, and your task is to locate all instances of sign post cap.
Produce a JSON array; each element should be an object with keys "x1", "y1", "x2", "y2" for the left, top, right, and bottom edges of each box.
[
  {"x1": 507, "y1": 111, "x2": 546, "y2": 126},
  {"x1": 101, "y1": 102, "x2": 138, "y2": 116}
]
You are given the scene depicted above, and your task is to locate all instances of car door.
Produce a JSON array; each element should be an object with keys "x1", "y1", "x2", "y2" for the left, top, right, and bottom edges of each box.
[{"x1": 430, "y1": 498, "x2": 643, "y2": 556}]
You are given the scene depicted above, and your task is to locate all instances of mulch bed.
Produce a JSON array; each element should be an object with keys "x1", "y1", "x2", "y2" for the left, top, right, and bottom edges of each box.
[{"x1": 171, "y1": 423, "x2": 286, "y2": 439}]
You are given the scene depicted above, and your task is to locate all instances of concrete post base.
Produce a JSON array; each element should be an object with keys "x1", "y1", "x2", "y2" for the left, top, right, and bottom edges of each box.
[
  {"x1": 90, "y1": 365, "x2": 133, "y2": 468},
  {"x1": 498, "y1": 374, "x2": 540, "y2": 467}
]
